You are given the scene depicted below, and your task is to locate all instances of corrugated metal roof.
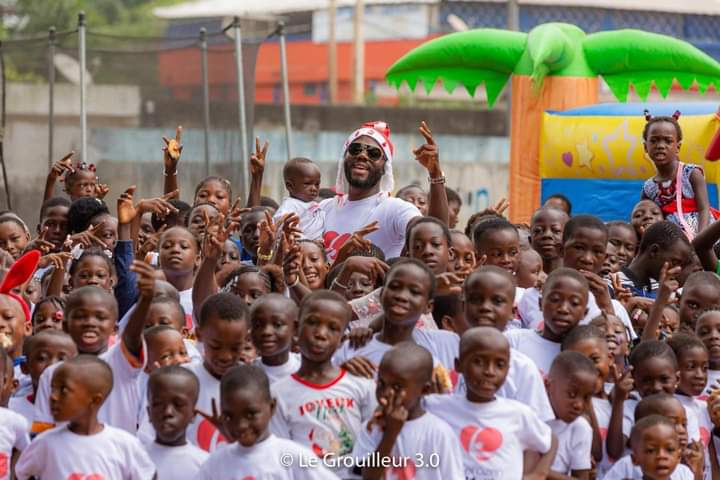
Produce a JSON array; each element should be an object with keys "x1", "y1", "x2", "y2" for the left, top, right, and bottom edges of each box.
[{"x1": 154, "y1": 0, "x2": 720, "y2": 19}]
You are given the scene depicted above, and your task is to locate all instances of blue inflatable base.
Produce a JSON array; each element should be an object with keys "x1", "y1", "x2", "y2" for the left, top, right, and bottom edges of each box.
[{"x1": 541, "y1": 178, "x2": 719, "y2": 222}]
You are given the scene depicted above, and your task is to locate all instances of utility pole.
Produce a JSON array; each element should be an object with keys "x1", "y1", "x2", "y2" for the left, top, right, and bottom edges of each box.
[
  {"x1": 328, "y1": 0, "x2": 338, "y2": 104},
  {"x1": 352, "y1": 0, "x2": 364, "y2": 104}
]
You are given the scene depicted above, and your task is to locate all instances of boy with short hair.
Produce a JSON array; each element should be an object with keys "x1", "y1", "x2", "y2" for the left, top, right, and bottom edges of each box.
[
  {"x1": 460, "y1": 266, "x2": 554, "y2": 421},
  {"x1": 250, "y1": 293, "x2": 301, "y2": 384},
  {"x1": 271, "y1": 290, "x2": 376, "y2": 479},
  {"x1": 144, "y1": 365, "x2": 208, "y2": 480},
  {"x1": 273, "y1": 156, "x2": 325, "y2": 240},
  {"x1": 425, "y1": 327, "x2": 558, "y2": 479},
  {"x1": 16, "y1": 355, "x2": 156, "y2": 479},
  {"x1": 10, "y1": 330, "x2": 77, "y2": 424},
  {"x1": 506, "y1": 267, "x2": 589, "y2": 375},
  {"x1": 545, "y1": 351, "x2": 596, "y2": 479},
  {"x1": 197, "y1": 364, "x2": 338, "y2": 479},
  {"x1": 351, "y1": 342, "x2": 464, "y2": 479},
  {"x1": 188, "y1": 292, "x2": 250, "y2": 452}
]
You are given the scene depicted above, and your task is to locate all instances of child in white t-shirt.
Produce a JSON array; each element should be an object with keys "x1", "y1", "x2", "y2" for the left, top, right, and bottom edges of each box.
[
  {"x1": 334, "y1": 259, "x2": 458, "y2": 391},
  {"x1": 562, "y1": 324, "x2": 615, "y2": 476},
  {"x1": 506, "y1": 267, "x2": 590, "y2": 376},
  {"x1": 607, "y1": 415, "x2": 693, "y2": 480},
  {"x1": 271, "y1": 290, "x2": 376, "y2": 479},
  {"x1": 144, "y1": 365, "x2": 208, "y2": 480},
  {"x1": 186, "y1": 292, "x2": 250, "y2": 453},
  {"x1": 250, "y1": 294, "x2": 301, "y2": 384},
  {"x1": 425, "y1": 327, "x2": 558, "y2": 479},
  {"x1": 351, "y1": 342, "x2": 464, "y2": 479},
  {"x1": 459, "y1": 266, "x2": 555, "y2": 421},
  {"x1": 32, "y1": 277, "x2": 151, "y2": 436},
  {"x1": 0, "y1": 349, "x2": 29, "y2": 480},
  {"x1": 273, "y1": 157, "x2": 325, "y2": 240},
  {"x1": 545, "y1": 351, "x2": 596, "y2": 478},
  {"x1": 16, "y1": 355, "x2": 156, "y2": 479},
  {"x1": 9, "y1": 330, "x2": 78, "y2": 425},
  {"x1": 668, "y1": 334, "x2": 713, "y2": 471},
  {"x1": 198, "y1": 364, "x2": 338, "y2": 479}
]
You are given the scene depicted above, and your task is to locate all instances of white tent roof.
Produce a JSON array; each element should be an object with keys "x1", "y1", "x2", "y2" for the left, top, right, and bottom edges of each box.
[{"x1": 154, "y1": 0, "x2": 720, "y2": 19}]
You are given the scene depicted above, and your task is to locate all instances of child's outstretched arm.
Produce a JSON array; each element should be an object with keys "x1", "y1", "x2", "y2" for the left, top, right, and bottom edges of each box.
[
  {"x1": 125, "y1": 260, "x2": 156, "y2": 359},
  {"x1": 693, "y1": 217, "x2": 720, "y2": 271},
  {"x1": 246, "y1": 137, "x2": 268, "y2": 208},
  {"x1": 607, "y1": 364, "x2": 633, "y2": 460},
  {"x1": 414, "y1": 121, "x2": 449, "y2": 225},
  {"x1": 43, "y1": 151, "x2": 74, "y2": 202},
  {"x1": 641, "y1": 262, "x2": 679, "y2": 342},
  {"x1": 690, "y1": 168, "x2": 711, "y2": 233},
  {"x1": 162, "y1": 126, "x2": 182, "y2": 196},
  {"x1": 524, "y1": 433, "x2": 558, "y2": 480}
]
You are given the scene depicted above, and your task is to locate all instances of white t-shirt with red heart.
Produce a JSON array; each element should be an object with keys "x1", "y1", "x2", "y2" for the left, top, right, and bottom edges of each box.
[
  {"x1": 352, "y1": 411, "x2": 465, "y2": 479},
  {"x1": 0, "y1": 407, "x2": 29, "y2": 480},
  {"x1": 321, "y1": 193, "x2": 420, "y2": 261},
  {"x1": 424, "y1": 393, "x2": 553, "y2": 480}
]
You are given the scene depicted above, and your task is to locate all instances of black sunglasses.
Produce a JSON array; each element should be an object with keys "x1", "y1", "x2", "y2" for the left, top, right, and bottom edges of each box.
[{"x1": 347, "y1": 142, "x2": 383, "y2": 161}]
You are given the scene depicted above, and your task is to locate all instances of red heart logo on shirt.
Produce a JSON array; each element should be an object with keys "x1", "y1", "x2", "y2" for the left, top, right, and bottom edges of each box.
[
  {"x1": 0, "y1": 453, "x2": 7, "y2": 476},
  {"x1": 388, "y1": 462, "x2": 417, "y2": 480},
  {"x1": 460, "y1": 425, "x2": 503, "y2": 461}
]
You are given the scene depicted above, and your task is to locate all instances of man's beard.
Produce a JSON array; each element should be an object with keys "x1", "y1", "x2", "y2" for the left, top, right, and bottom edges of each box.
[{"x1": 344, "y1": 157, "x2": 384, "y2": 189}]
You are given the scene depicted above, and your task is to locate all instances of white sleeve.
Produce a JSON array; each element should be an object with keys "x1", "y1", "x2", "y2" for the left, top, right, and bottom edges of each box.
[
  {"x1": 273, "y1": 198, "x2": 302, "y2": 223},
  {"x1": 392, "y1": 200, "x2": 421, "y2": 240},
  {"x1": 509, "y1": 353, "x2": 554, "y2": 422},
  {"x1": 569, "y1": 418, "x2": 593, "y2": 471},
  {"x1": 268, "y1": 386, "x2": 291, "y2": 438},
  {"x1": 196, "y1": 457, "x2": 215, "y2": 480},
  {"x1": 351, "y1": 421, "x2": 381, "y2": 462},
  {"x1": 359, "y1": 378, "x2": 378, "y2": 422},
  {"x1": 612, "y1": 299, "x2": 637, "y2": 340},
  {"x1": 124, "y1": 435, "x2": 157, "y2": 480},
  {"x1": 602, "y1": 458, "x2": 630, "y2": 480},
  {"x1": 293, "y1": 447, "x2": 341, "y2": 480},
  {"x1": 12, "y1": 414, "x2": 30, "y2": 451},
  {"x1": 14, "y1": 434, "x2": 46, "y2": 480},
  {"x1": 32, "y1": 364, "x2": 55, "y2": 428},
  {"x1": 518, "y1": 407, "x2": 553, "y2": 454}
]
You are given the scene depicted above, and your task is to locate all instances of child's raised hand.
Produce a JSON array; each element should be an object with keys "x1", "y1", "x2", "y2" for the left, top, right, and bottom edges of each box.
[
  {"x1": 201, "y1": 215, "x2": 229, "y2": 261},
  {"x1": 68, "y1": 221, "x2": 106, "y2": 249},
  {"x1": 38, "y1": 252, "x2": 72, "y2": 270},
  {"x1": 707, "y1": 389, "x2": 720, "y2": 427},
  {"x1": 476, "y1": 198, "x2": 510, "y2": 219},
  {"x1": 117, "y1": 186, "x2": 138, "y2": 225},
  {"x1": 657, "y1": 262, "x2": 681, "y2": 303},
  {"x1": 94, "y1": 183, "x2": 110, "y2": 199},
  {"x1": 138, "y1": 190, "x2": 180, "y2": 219},
  {"x1": 162, "y1": 126, "x2": 183, "y2": 170},
  {"x1": 380, "y1": 389, "x2": 408, "y2": 435},
  {"x1": 683, "y1": 439, "x2": 704, "y2": 476},
  {"x1": 334, "y1": 221, "x2": 379, "y2": 265},
  {"x1": 131, "y1": 259, "x2": 157, "y2": 301},
  {"x1": 249, "y1": 137, "x2": 269, "y2": 177},
  {"x1": 26, "y1": 227, "x2": 55, "y2": 255},
  {"x1": 347, "y1": 326, "x2": 375, "y2": 349},
  {"x1": 195, "y1": 398, "x2": 230, "y2": 442},
  {"x1": 413, "y1": 121, "x2": 441, "y2": 178},
  {"x1": 49, "y1": 151, "x2": 74, "y2": 180},
  {"x1": 341, "y1": 356, "x2": 377, "y2": 379},
  {"x1": 609, "y1": 364, "x2": 634, "y2": 402},
  {"x1": 343, "y1": 256, "x2": 389, "y2": 286},
  {"x1": 579, "y1": 270, "x2": 613, "y2": 313},
  {"x1": 282, "y1": 241, "x2": 304, "y2": 286},
  {"x1": 436, "y1": 272, "x2": 464, "y2": 296}
]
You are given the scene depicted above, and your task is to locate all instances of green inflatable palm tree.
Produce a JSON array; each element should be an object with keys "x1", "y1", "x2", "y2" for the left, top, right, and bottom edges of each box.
[{"x1": 386, "y1": 23, "x2": 720, "y2": 221}]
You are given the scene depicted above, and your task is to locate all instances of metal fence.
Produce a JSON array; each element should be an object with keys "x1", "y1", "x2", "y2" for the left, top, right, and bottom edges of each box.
[{"x1": 0, "y1": 13, "x2": 292, "y2": 213}]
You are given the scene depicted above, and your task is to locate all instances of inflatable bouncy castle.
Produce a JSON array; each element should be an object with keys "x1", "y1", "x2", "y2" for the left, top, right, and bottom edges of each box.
[
  {"x1": 540, "y1": 102, "x2": 720, "y2": 221},
  {"x1": 386, "y1": 23, "x2": 720, "y2": 222}
]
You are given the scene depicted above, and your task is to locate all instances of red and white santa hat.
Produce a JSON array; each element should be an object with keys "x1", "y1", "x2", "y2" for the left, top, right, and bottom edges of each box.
[{"x1": 335, "y1": 121, "x2": 395, "y2": 195}]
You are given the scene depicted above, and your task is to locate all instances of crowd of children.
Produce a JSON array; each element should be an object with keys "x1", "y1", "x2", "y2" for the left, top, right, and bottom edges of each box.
[{"x1": 0, "y1": 111, "x2": 719, "y2": 479}]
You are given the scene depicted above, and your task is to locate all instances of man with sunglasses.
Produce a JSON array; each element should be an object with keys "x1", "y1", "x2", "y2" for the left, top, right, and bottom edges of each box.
[{"x1": 321, "y1": 121, "x2": 448, "y2": 261}]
